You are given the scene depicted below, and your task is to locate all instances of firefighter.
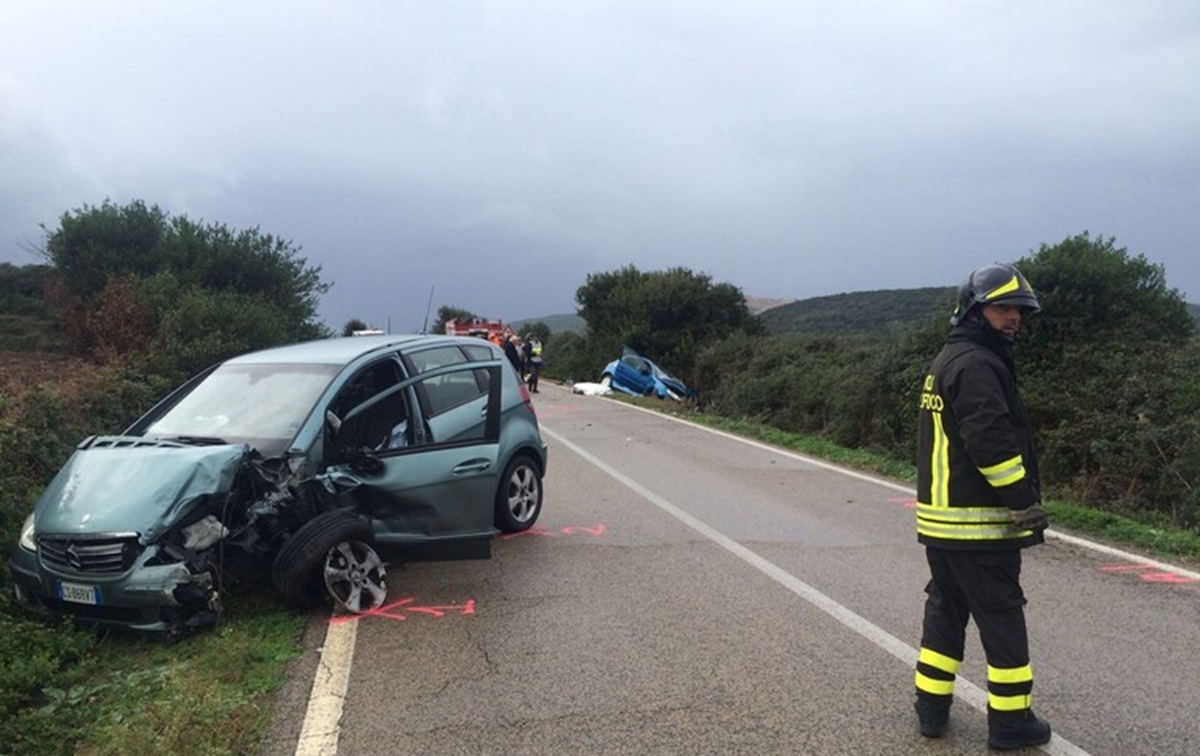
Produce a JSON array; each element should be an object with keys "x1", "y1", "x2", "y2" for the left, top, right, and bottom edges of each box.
[
  {"x1": 526, "y1": 335, "x2": 543, "y2": 392},
  {"x1": 912, "y1": 263, "x2": 1052, "y2": 750}
]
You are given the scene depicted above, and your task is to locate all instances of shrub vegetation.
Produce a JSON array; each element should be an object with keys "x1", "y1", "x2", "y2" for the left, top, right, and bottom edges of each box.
[{"x1": 0, "y1": 200, "x2": 322, "y2": 754}]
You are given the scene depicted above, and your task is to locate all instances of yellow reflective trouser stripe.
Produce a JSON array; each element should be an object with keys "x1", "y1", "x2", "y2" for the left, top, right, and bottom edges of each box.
[
  {"x1": 919, "y1": 648, "x2": 962, "y2": 674},
  {"x1": 988, "y1": 663, "x2": 1033, "y2": 711},
  {"x1": 916, "y1": 671, "x2": 955, "y2": 696},
  {"x1": 989, "y1": 691, "x2": 1033, "y2": 711},
  {"x1": 988, "y1": 664, "x2": 1033, "y2": 684},
  {"x1": 930, "y1": 413, "x2": 949, "y2": 508},
  {"x1": 979, "y1": 454, "x2": 1026, "y2": 488}
]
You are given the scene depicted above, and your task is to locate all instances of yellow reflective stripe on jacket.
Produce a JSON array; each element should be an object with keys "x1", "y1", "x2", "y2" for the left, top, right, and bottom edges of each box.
[
  {"x1": 930, "y1": 412, "x2": 950, "y2": 507},
  {"x1": 916, "y1": 503, "x2": 1031, "y2": 540},
  {"x1": 919, "y1": 647, "x2": 962, "y2": 674},
  {"x1": 917, "y1": 503, "x2": 1013, "y2": 523},
  {"x1": 979, "y1": 454, "x2": 1026, "y2": 488}
]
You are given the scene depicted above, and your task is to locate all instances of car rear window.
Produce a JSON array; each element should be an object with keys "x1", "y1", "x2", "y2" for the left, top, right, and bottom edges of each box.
[{"x1": 406, "y1": 346, "x2": 467, "y2": 374}]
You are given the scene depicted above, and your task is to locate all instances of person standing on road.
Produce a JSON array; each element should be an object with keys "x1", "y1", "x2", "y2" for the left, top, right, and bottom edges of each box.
[
  {"x1": 912, "y1": 263, "x2": 1052, "y2": 751},
  {"x1": 503, "y1": 334, "x2": 524, "y2": 376},
  {"x1": 526, "y1": 335, "x2": 543, "y2": 393}
]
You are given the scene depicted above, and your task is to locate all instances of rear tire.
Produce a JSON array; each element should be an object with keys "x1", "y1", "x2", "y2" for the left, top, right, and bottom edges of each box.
[
  {"x1": 495, "y1": 455, "x2": 543, "y2": 533},
  {"x1": 272, "y1": 509, "x2": 387, "y2": 613}
]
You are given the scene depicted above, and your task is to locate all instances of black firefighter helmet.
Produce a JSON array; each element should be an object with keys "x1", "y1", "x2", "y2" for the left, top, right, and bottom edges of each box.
[{"x1": 949, "y1": 263, "x2": 1041, "y2": 326}]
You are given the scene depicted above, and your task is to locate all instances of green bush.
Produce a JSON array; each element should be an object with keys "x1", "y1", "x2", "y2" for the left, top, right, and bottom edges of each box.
[
  {"x1": 695, "y1": 233, "x2": 1200, "y2": 532},
  {"x1": 0, "y1": 366, "x2": 162, "y2": 752}
]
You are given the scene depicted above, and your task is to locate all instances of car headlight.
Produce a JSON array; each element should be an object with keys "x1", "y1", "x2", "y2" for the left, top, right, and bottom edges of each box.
[{"x1": 18, "y1": 513, "x2": 36, "y2": 552}]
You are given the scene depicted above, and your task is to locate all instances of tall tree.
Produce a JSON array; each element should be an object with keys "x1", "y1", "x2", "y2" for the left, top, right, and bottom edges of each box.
[
  {"x1": 1014, "y1": 233, "x2": 1199, "y2": 520},
  {"x1": 41, "y1": 199, "x2": 331, "y2": 375},
  {"x1": 575, "y1": 265, "x2": 762, "y2": 377},
  {"x1": 1018, "y1": 232, "x2": 1195, "y2": 354}
]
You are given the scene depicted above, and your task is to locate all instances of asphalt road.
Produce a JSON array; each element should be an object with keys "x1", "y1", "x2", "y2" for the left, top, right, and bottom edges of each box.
[{"x1": 262, "y1": 384, "x2": 1200, "y2": 756}]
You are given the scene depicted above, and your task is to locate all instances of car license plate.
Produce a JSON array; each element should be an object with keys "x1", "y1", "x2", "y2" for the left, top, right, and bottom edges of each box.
[{"x1": 57, "y1": 581, "x2": 100, "y2": 606}]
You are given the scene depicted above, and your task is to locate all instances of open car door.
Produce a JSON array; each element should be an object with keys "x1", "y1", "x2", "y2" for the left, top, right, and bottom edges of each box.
[{"x1": 326, "y1": 362, "x2": 503, "y2": 547}]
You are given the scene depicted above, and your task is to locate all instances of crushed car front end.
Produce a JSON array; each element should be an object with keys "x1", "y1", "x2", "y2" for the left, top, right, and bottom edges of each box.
[{"x1": 7, "y1": 436, "x2": 275, "y2": 637}]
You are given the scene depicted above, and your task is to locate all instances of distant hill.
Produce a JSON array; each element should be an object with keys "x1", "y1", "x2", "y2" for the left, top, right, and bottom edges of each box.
[
  {"x1": 519, "y1": 288, "x2": 1200, "y2": 339},
  {"x1": 744, "y1": 296, "x2": 796, "y2": 314},
  {"x1": 759, "y1": 287, "x2": 956, "y2": 336}
]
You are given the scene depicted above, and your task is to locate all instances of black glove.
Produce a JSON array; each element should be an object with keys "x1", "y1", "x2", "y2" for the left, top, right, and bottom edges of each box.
[{"x1": 1011, "y1": 505, "x2": 1048, "y2": 532}]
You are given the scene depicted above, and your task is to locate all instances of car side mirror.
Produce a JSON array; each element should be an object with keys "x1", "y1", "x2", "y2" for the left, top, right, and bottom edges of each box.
[
  {"x1": 331, "y1": 410, "x2": 382, "y2": 471},
  {"x1": 343, "y1": 445, "x2": 383, "y2": 474}
]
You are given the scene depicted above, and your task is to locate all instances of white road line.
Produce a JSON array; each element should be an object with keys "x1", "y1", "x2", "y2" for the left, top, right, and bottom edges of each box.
[
  {"x1": 614, "y1": 398, "x2": 1200, "y2": 579},
  {"x1": 294, "y1": 619, "x2": 357, "y2": 756},
  {"x1": 290, "y1": 389, "x2": 1169, "y2": 756},
  {"x1": 543, "y1": 424, "x2": 1091, "y2": 756}
]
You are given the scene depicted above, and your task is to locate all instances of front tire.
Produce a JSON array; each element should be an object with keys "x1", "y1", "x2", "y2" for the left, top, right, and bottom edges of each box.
[
  {"x1": 495, "y1": 455, "x2": 543, "y2": 533},
  {"x1": 272, "y1": 509, "x2": 387, "y2": 613}
]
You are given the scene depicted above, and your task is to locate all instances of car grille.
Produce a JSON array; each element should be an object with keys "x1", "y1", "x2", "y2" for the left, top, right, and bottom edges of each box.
[{"x1": 38, "y1": 534, "x2": 141, "y2": 575}]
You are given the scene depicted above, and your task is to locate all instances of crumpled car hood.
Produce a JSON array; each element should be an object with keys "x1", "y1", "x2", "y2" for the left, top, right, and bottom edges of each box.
[{"x1": 33, "y1": 437, "x2": 248, "y2": 543}]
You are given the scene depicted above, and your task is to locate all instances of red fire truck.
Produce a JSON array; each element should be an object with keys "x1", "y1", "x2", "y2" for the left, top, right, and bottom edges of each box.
[{"x1": 443, "y1": 317, "x2": 510, "y2": 342}]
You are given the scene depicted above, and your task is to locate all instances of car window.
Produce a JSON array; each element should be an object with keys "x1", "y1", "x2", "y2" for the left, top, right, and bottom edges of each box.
[
  {"x1": 406, "y1": 346, "x2": 467, "y2": 374},
  {"x1": 143, "y1": 362, "x2": 340, "y2": 456},
  {"x1": 461, "y1": 343, "x2": 498, "y2": 393},
  {"x1": 403, "y1": 345, "x2": 489, "y2": 418},
  {"x1": 422, "y1": 370, "x2": 486, "y2": 417},
  {"x1": 331, "y1": 362, "x2": 501, "y2": 459},
  {"x1": 461, "y1": 343, "x2": 494, "y2": 362},
  {"x1": 329, "y1": 359, "x2": 408, "y2": 451}
]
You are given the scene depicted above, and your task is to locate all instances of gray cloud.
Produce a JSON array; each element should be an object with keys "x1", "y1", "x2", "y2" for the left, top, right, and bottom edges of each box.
[{"x1": 2, "y1": 1, "x2": 1197, "y2": 331}]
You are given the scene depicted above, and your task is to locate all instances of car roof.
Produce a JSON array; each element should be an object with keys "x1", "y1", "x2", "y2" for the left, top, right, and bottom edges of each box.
[{"x1": 224, "y1": 334, "x2": 489, "y2": 366}]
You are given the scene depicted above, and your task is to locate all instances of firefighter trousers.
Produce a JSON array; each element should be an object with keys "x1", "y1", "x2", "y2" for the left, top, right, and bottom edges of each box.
[{"x1": 915, "y1": 547, "x2": 1035, "y2": 713}]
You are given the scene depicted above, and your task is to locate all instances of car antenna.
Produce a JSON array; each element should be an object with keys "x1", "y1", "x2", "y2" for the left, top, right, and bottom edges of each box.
[{"x1": 421, "y1": 285, "x2": 435, "y2": 334}]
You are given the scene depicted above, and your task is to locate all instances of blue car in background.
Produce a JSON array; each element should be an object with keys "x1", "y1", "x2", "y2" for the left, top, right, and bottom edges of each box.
[{"x1": 600, "y1": 347, "x2": 695, "y2": 401}]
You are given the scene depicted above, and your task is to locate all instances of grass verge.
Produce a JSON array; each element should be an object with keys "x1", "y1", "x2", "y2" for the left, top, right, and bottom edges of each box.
[{"x1": 0, "y1": 587, "x2": 305, "y2": 756}]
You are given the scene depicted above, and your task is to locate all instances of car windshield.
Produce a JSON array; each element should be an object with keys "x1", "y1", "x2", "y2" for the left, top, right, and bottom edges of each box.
[
  {"x1": 143, "y1": 362, "x2": 340, "y2": 456},
  {"x1": 648, "y1": 360, "x2": 679, "y2": 382}
]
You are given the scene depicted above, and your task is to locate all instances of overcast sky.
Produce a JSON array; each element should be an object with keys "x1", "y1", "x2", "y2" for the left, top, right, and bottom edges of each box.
[{"x1": 2, "y1": 1, "x2": 1198, "y2": 332}]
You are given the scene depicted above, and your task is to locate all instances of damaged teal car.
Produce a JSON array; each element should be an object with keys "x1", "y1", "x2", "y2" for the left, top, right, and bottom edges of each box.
[{"x1": 9, "y1": 335, "x2": 547, "y2": 638}]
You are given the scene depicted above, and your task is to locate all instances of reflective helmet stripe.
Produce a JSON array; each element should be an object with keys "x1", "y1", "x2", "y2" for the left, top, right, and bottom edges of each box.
[{"x1": 982, "y1": 273, "x2": 1022, "y2": 301}]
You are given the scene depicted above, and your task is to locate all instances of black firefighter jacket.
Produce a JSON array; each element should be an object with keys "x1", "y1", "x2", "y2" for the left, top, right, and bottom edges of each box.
[{"x1": 916, "y1": 323, "x2": 1044, "y2": 550}]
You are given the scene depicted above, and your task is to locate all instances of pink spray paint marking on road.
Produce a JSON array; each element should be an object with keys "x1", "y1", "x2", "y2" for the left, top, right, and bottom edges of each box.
[
  {"x1": 889, "y1": 497, "x2": 918, "y2": 510},
  {"x1": 329, "y1": 597, "x2": 476, "y2": 626},
  {"x1": 1099, "y1": 563, "x2": 1198, "y2": 584},
  {"x1": 499, "y1": 523, "x2": 606, "y2": 540}
]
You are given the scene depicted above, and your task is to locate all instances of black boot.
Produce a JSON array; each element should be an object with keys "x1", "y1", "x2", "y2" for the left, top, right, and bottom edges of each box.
[
  {"x1": 988, "y1": 709, "x2": 1052, "y2": 750},
  {"x1": 914, "y1": 696, "x2": 951, "y2": 738}
]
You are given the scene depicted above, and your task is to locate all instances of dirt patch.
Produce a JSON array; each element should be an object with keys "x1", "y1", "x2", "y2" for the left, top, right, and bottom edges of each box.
[{"x1": 0, "y1": 351, "x2": 93, "y2": 396}]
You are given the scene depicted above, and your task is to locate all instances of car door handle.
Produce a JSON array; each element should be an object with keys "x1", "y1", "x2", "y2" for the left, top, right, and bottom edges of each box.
[{"x1": 452, "y1": 458, "x2": 492, "y2": 474}]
